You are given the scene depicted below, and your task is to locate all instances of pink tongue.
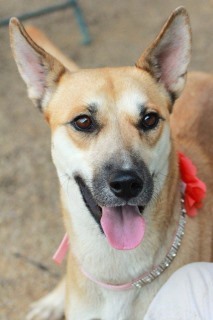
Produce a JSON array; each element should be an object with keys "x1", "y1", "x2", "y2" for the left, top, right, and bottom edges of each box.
[{"x1": 100, "y1": 205, "x2": 145, "y2": 250}]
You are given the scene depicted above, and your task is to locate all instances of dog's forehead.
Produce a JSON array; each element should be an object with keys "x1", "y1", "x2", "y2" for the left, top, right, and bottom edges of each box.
[{"x1": 48, "y1": 67, "x2": 169, "y2": 126}]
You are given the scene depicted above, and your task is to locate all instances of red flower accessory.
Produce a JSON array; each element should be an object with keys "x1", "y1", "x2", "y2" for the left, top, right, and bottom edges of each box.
[{"x1": 179, "y1": 152, "x2": 206, "y2": 217}]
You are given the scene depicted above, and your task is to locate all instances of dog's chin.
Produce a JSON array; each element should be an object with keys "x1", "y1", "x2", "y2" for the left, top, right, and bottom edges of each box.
[{"x1": 75, "y1": 176, "x2": 145, "y2": 224}]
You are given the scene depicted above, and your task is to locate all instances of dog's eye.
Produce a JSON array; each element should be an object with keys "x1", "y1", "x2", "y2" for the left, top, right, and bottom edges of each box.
[
  {"x1": 72, "y1": 115, "x2": 94, "y2": 131},
  {"x1": 140, "y1": 112, "x2": 160, "y2": 130}
]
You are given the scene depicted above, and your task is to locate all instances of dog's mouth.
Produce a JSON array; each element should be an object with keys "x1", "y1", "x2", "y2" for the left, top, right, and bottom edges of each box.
[{"x1": 75, "y1": 176, "x2": 146, "y2": 250}]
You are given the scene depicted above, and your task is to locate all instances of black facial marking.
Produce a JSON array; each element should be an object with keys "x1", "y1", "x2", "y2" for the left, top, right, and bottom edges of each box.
[
  {"x1": 75, "y1": 154, "x2": 154, "y2": 229},
  {"x1": 138, "y1": 104, "x2": 147, "y2": 116},
  {"x1": 75, "y1": 176, "x2": 103, "y2": 230},
  {"x1": 93, "y1": 153, "x2": 154, "y2": 208},
  {"x1": 87, "y1": 103, "x2": 98, "y2": 115},
  {"x1": 168, "y1": 91, "x2": 177, "y2": 111}
]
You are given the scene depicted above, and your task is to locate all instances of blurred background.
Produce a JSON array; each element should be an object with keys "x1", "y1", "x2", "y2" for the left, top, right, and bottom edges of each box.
[{"x1": 0, "y1": 0, "x2": 212, "y2": 319}]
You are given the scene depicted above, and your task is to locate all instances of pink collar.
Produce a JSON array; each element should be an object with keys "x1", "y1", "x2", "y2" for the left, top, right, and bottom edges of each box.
[{"x1": 53, "y1": 153, "x2": 206, "y2": 290}]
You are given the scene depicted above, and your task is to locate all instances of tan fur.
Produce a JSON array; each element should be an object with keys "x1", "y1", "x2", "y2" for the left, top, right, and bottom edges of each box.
[
  {"x1": 47, "y1": 68, "x2": 170, "y2": 154},
  {"x1": 10, "y1": 8, "x2": 213, "y2": 320}
]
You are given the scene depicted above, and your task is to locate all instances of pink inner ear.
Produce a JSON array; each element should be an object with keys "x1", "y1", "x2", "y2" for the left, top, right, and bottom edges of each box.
[
  {"x1": 23, "y1": 48, "x2": 45, "y2": 92},
  {"x1": 14, "y1": 29, "x2": 46, "y2": 99},
  {"x1": 159, "y1": 43, "x2": 184, "y2": 88},
  {"x1": 154, "y1": 18, "x2": 190, "y2": 91}
]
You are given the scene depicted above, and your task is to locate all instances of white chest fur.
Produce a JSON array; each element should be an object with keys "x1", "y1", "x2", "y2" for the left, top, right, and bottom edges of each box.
[
  {"x1": 101, "y1": 290, "x2": 137, "y2": 320},
  {"x1": 66, "y1": 286, "x2": 147, "y2": 320}
]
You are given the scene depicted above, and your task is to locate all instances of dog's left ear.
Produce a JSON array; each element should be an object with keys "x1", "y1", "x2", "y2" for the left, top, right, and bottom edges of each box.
[{"x1": 136, "y1": 7, "x2": 191, "y2": 105}]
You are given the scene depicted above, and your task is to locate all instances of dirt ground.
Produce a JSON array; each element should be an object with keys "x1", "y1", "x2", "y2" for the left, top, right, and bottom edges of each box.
[{"x1": 0, "y1": 1, "x2": 212, "y2": 319}]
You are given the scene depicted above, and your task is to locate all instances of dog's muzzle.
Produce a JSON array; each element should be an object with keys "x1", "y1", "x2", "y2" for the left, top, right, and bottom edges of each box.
[{"x1": 74, "y1": 157, "x2": 154, "y2": 250}]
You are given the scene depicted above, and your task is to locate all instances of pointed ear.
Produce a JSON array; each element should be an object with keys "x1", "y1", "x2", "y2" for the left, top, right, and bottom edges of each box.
[
  {"x1": 136, "y1": 7, "x2": 191, "y2": 104},
  {"x1": 9, "y1": 18, "x2": 65, "y2": 111}
]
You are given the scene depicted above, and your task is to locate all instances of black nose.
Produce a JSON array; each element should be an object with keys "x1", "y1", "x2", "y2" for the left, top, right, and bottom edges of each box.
[{"x1": 109, "y1": 171, "x2": 143, "y2": 201}]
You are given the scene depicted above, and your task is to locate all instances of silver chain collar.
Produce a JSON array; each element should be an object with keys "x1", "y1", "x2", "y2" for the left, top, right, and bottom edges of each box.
[{"x1": 132, "y1": 196, "x2": 186, "y2": 289}]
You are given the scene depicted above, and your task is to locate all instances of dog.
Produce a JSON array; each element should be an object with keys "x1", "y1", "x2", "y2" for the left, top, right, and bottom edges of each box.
[{"x1": 9, "y1": 7, "x2": 213, "y2": 320}]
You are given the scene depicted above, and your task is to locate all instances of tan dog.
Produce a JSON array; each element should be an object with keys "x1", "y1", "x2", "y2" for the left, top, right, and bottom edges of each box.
[{"x1": 9, "y1": 7, "x2": 213, "y2": 320}]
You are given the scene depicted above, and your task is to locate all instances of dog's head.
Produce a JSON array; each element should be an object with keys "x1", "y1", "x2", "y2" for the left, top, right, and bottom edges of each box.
[{"x1": 10, "y1": 7, "x2": 191, "y2": 250}]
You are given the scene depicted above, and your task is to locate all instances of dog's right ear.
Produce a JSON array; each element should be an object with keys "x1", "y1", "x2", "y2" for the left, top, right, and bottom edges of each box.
[{"x1": 9, "y1": 18, "x2": 65, "y2": 111}]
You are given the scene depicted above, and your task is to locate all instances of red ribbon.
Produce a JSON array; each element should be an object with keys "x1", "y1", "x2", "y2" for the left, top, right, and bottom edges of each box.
[{"x1": 178, "y1": 152, "x2": 206, "y2": 217}]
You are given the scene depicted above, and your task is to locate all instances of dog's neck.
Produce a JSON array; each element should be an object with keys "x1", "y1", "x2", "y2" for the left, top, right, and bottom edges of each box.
[
  {"x1": 80, "y1": 201, "x2": 186, "y2": 290},
  {"x1": 61, "y1": 150, "x2": 181, "y2": 285}
]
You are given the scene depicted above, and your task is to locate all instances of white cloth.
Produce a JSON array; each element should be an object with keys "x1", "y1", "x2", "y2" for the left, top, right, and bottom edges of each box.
[{"x1": 144, "y1": 262, "x2": 213, "y2": 320}]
